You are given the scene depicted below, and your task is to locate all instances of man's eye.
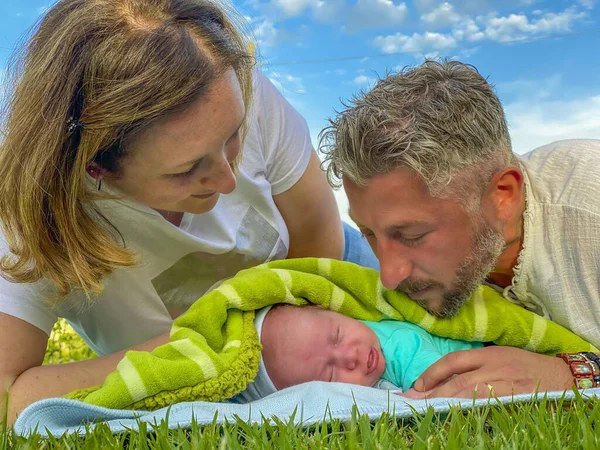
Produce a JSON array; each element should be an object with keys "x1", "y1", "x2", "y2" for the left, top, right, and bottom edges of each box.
[
  {"x1": 360, "y1": 230, "x2": 375, "y2": 239},
  {"x1": 329, "y1": 366, "x2": 334, "y2": 382},
  {"x1": 335, "y1": 326, "x2": 340, "y2": 345},
  {"x1": 397, "y1": 234, "x2": 426, "y2": 247}
]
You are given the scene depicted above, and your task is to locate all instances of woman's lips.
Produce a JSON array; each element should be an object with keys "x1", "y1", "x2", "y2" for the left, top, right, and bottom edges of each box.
[{"x1": 192, "y1": 192, "x2": 216, "y2": 199}]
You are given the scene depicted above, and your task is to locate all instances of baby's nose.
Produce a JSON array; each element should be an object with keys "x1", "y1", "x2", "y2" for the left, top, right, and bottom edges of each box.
[{"x1": 337, "y1": 347, "x2": 358, "y2": 370}]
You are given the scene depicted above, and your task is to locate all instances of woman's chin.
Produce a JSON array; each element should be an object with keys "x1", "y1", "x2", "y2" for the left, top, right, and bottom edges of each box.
[{"x1": 179, "y1": 194, "x2": 221, "y2": 214}]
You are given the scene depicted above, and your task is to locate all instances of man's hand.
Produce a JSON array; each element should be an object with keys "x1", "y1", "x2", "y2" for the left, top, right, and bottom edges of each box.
[{"x1": 403, "y1": 346, "x2": 574, "y2": 399}]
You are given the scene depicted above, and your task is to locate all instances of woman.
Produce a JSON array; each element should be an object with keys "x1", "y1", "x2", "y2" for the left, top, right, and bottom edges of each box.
[{"x1": 0, "y1": 0, "x2": 376, "y2": 424}]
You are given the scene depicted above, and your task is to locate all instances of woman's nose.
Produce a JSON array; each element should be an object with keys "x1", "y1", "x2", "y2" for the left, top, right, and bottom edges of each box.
[{"x1": 201, "y1": 155, "x2": 237, "y2": 194}]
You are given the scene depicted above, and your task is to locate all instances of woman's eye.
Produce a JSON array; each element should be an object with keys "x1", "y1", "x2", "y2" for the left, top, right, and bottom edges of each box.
[
  {"x1": 169, "y1": 160, "x2": 204, "y2": 179},
  {"x1": 171, "y1": 166, "x2": 196, "y2": 179}
]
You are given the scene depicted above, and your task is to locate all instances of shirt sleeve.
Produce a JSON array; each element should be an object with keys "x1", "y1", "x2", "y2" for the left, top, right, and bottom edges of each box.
[
  {"x1": 252, "y1": 70, "x2": 313, "y2": 196},
  {"x1": 0, "y1": 236, "x2": 58, "y2": 335},
  {"x1": 0, "y1": 275, "x2": 58, "y2": 336}
]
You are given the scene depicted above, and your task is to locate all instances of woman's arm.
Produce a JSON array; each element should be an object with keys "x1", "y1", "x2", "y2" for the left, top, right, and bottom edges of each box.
[
  {"x1": 273, "y1": 149, "x2": 344, "y2": 260},
  {"x1": 0, "y1": 312, "x2": 169, "y2": 427}
]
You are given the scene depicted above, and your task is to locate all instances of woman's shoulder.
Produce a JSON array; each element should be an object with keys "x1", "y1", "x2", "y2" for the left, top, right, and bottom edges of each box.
[{"x1": 0, "y1": 268, "x2": 59, "y2": 336}]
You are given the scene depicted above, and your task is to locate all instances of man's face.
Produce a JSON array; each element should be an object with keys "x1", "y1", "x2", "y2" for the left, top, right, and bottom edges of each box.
[
  {"x1": 344, "y1": 167, "x2": 505, "y2": 318},
  {"x1": 261, "y1": 306, "x2": 386, "y2": 389}
]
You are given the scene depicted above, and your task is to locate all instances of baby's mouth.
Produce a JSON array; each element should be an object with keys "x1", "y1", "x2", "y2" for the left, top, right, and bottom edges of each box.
[{"x1": 366, "y1": 347, "x2": 379, "y2": 375}]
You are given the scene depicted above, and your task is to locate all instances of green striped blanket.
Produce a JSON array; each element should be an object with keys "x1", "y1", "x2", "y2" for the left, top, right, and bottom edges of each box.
[{"x1": 67, "y1": 258, "x2": 597, "y2": 409}]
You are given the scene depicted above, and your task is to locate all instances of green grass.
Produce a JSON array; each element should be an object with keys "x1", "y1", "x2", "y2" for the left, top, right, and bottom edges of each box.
[
  {"x1": 43, "y1": 319, "x2": 97, "y2": 365},
  {"x1": 2, "y1": 320, "x2": 600, "y2": 449}
]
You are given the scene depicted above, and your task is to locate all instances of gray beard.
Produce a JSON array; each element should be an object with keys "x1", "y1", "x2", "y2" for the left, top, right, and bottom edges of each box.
[{"x1": 414, "y1": 218, "x2": 506, "y2": 318}]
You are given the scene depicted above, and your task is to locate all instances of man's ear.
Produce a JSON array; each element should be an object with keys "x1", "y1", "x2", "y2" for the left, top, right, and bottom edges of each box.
[{"x1": 483, "y1": 166, "x2": 524, "y2": 222}]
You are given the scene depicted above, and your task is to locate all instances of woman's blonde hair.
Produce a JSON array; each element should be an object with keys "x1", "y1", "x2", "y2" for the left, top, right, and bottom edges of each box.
[{"x1": 0, "y1": 0, "x2": 254, "y2": 301}]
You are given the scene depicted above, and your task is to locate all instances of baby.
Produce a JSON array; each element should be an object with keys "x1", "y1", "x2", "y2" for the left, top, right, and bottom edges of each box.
[{"x1": 237, "y1": 304, "x2": 483, "y2": 402}]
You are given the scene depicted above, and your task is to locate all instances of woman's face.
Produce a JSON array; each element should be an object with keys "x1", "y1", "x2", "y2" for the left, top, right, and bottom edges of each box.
[{"x1": 106, "y1": 69, "x2": 246, "y2": 214}]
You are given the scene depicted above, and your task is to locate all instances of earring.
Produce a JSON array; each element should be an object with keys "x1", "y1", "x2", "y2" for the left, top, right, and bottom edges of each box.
[{"x1": 86, "y1": 164, "x2": 103, "y2": 191}]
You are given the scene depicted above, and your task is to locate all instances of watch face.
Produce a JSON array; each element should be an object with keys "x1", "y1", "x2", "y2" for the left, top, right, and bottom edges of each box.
[
  {"x1": 576, "y1": 378, "x2": 594, "y2": 389},
  {"x1": 572, "y1": 363, "x2": 592, "y2": 375}
]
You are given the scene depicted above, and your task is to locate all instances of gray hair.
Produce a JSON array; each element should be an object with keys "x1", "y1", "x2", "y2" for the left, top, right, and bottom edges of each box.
[{"x1": 320, "y1": 60, "x2": 516, "y2": 213}]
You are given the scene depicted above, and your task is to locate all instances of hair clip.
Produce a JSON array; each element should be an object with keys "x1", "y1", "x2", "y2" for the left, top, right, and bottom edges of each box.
[{"x1": 67, "y1": 116, "x2": 84, "y2": 134}]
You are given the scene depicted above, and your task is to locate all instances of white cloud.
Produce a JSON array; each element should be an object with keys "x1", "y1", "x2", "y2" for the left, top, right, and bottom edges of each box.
[
  {"x1": 497, "y1": 74, "x2": 562, "y2": 101},
  {"x1": 507, "y1": 95, "x2": 600, "y2": 154},
  {"x1": 382, "y1": 5, "x2": 589, "y2": 56},
  {"x1": 499, "y1": 75, "x2": 600, "y2": 154},
  {"x1": 421, "y1": 2, "x2": 461, "y2": 29},
  {"x1": 413, "y1": 0, "x2": 443, "y2": 13},
  {"x1": 267, "y1": 0, "x2": 407, "y2": 30},
  {"x1": 455, "y1": 45, "x2": 481, "y2": 58},
  {"x1": 481, "y1": 7, "x2": 587, "y2": 42},
  {"x1": 266, "y1": 71, "x2": 306, "y2": 94},
  {"x1": 252, "y1": 19, "x2": 282, "y2": 47},
  {"x1": 452, "y1": 18, "x2": 485, "y2": 41},
  {"x1": 312, "y1": 0, "x2": 347, "y2": 22},
  {"x1": 283, "y1": 74, "x2": 307, "y2": 94},
  {"x1": 353, "y1": 74, "x2": 377, "y2": 86},
  {"x1": 270, "y1": 0, "x2": 317, "y2": 17},
  {"x1": 268, "y1": 0, "x2": 345, "y2": 22},
  {"x1": 373, "y1": 31, "x2": 457, "y2": 54},
  {"x1": 326, "y1": 69, "x2": 348, "y2": 75},
  {"x1": 577, "y1": 0, "x2": 595, "y2": 9},
  {"x1": 346, "y1": 0, "x2": 409, "y2": 30}
]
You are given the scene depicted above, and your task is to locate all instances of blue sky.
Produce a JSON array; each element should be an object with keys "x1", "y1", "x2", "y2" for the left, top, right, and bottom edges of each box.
[{"x1": 2, "y1": 1, "x2": 600, "y2": 222}]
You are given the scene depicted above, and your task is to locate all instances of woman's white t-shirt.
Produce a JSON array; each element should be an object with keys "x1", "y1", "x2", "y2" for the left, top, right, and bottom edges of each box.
[{"x1": 0, "y1": 71, "x2": 313, "y2": 356}]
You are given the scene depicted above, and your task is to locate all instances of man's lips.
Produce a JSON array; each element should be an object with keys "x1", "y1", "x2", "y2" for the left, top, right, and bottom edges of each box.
[
  {"x1": 366, "y1": 347, "x2": 379, "y2": 375},
  {"x1": 406, "y1": 285, "x2": 433, "y2": 300}
]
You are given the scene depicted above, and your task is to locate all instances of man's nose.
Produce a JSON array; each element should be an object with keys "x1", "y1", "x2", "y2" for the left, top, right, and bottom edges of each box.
[{"x1": 377, "y1": 240, "x2": 413, "y2": 289}]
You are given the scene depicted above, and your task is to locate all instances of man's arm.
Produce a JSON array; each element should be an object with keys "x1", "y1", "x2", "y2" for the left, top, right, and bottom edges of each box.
[{"x1": 403, "y1": 346, "x2": 574, "y2": 399}]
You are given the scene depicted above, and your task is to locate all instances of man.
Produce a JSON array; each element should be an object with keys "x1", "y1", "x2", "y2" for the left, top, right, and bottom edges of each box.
[{"x1": 320, "y1": 60, "x2": 600, "y2": 398}]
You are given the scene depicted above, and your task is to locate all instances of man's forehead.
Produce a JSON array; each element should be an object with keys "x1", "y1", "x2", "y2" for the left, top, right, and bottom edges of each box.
[
  {"x1": 343, "y1": 169, "x2": 447, "y2": 232},
  {"x1": 348, "y1": 208, "x2": 429, "y2": 230}
]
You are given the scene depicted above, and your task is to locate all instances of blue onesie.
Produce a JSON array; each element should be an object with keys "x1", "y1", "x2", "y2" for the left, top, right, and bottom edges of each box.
[{"x1": 362, "y1": 320, "x2": 484, "y2": 391}]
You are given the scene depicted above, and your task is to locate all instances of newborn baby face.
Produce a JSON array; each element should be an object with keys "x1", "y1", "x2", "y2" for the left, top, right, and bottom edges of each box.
[{"x1": 260, "y1": 305, "x2": 386, "y2": 389}]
